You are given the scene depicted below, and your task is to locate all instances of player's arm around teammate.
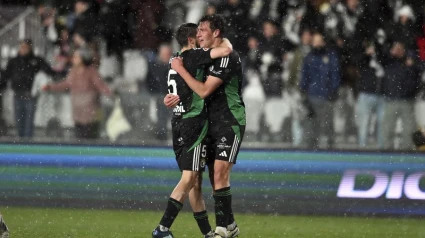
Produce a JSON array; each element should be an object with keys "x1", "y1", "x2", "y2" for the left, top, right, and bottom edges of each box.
[
  {"x1": 171, "y1": 15, "x2": 246, "y2": 238},
  {"x1": 153, "y1": 23, "x2": 235, "y2": 238},
  {"x1": 163, "y1": 38, "x2": 233, "y2": 108},
  {"x1": 171, "y1": 58, "x2": 223, "y2": 99}
]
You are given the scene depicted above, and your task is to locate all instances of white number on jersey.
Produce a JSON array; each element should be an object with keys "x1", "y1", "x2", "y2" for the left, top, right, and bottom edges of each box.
[{"x1": 167, "y1": 69, "x2": 178, "y2": 95}]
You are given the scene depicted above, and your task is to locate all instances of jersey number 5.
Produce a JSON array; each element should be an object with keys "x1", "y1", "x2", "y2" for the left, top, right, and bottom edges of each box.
[{"x1": 167, "y1": 69, "x2": 178, "y2": 95}]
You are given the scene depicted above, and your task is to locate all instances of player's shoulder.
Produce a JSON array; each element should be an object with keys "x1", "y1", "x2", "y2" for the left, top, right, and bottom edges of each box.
[
  {"x1": 213, "y1": 51, "x2": 241, "y2": 67},
  {"x1": 217, "y1": 50, "x2": 240, "y2": 61},
  {"x1": 185, "y1": 47, "x2": 210, "y2": 53},
  {"x1": 181, "y1": 48, "x2": 209, "y2": 58}
]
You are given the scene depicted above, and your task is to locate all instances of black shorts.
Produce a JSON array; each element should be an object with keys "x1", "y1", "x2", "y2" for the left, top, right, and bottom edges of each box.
[
  {"x1": 207, "y1": 124, "x2": 245, "y2": 164},
  {"x1": 172, "y1": 119, "x2": 209, "y2": 171}
]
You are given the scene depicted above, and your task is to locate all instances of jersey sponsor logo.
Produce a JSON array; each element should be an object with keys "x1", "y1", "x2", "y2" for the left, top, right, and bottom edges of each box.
[
  {"x1": 218, "y1": 144, "x2": 231, "y2": 150},
  {"x1": 218, "y1": 137, "x2": 231, "y2": 150},
  {"x1": 173, "y1": 104, "x2": 186, "y2": 113},
  {"x1": 219, "y1": 151, "x2": 228, "y2": 157}
]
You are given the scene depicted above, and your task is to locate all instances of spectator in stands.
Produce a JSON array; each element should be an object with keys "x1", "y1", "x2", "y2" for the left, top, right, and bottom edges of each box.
[
  {"x1": 380, "y1": 41, "x2": 420, "y2": 150},
  {"x1": 146, "y1": 44, "x2": 172, "y2": 141},
  {"x1": 259, "y1": 19, "x2": 285, "y2": 81},
  {"x1": 43, "y1": 47, "x2": 112, "y2": 139},
  {"x1": 39, "y1": 5, "x2": 59, "y2": 44},
  {"x1": 217, "y1": 0, "x2": 252, "y2": 55},
  {"x1": 352, "y1": 0, "x2": 391, "y2": 43},
  {"x1": 206, "y1": 3, "x2": 217, "y2": 16},
  {"x1": 300, "y1": 31, "x2": 341, "y2": 148},
  {"x1": 243, "y1": 35, "x2": 265, "y2": 141},
  {"x1": 245, "y1": 35, "x2": 262, "y2": 73},
  {"x1": 386, "y1": 5, "x2": 419, "y2": 52},
  {"x1": 353, "y1": 40, "x2": 385, "y2": 148},
  {"x1": 284, "y1": 3, "x2": 307, "y2": 48},
  {"x1": 72, "y1": 31, "x2": 101, "y2": 69},
  {"x1": 130, "y1": 0, "x2": 169, "y2": 53},
  {"x1": 301, "y1": 0, "x2": 342, "y2": 47},
  {"x1": 335, "y1": 0, "x2": 363, "y2": 41},
  {"x1": 99, "y1": 0, "x2": 132, "y2": 71},
  {"x1": 412, "y1": 128, "x2": 425, "y2": 151},
  {"x1": 258, "y1": 19, "x2": 287, "y2": 142},
  {"x1": 72, "y1": 0, "x2": 99, "y2": 43},
  {"x1": 288, "y1": 28, "x2": 312, "y2": 147},
  {"x1": 51, "y1": 28, "x2": 72, "y2": 77},
  {"x1": 2, "y1": 39, "x2": 56, "y2": 139},
  {"x1": 249, "y1": 0, "x2": 288, "y2": 27},
  {"x1": 288, "y1": 28, "x2": 312, "y2": 89}
]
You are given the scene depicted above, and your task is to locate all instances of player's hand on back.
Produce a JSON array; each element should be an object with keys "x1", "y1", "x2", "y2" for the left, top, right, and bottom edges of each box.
[
  {"x1": 164, "y1": 94, "x2": 180, "y2": 108},
  {"x1": 171, "y1": 57, "x2": 184, "y2": 73}
]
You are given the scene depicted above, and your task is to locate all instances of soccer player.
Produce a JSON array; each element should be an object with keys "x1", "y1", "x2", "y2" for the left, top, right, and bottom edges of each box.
[
  {"x1": 0, "y1": 214, "x2": 9, "y2": 238},
  {"x1": 170, "y1": 14, "x2": 246, "y2": 238},
  {"x1": 152, "y1": 23, "x2": 234, "y2": 238}
]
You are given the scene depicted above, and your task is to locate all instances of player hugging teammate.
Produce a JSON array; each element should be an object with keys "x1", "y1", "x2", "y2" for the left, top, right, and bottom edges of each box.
[
  {"x1": 153, "y1": 15, "x2": 245, "y2": 238},
  {"x1": 169, "y1": 14, "x2": 246, "y2": 238}
]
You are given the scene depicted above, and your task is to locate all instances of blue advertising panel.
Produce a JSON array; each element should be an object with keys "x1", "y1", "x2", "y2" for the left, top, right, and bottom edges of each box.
[{"x1": 0, "y1": 145, "x2": 424, "y2": 216}]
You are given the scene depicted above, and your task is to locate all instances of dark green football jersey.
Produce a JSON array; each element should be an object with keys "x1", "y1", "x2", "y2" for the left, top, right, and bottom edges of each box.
[
  {"x1": 168, "y1": 48, "x2": 213, "y2": 150},
  {"x1": 168, "y1": 48, "x2": 213, "y2": 122},
  {"x1": 206, "y1": 51, "x2": 246, "y2": 127}
]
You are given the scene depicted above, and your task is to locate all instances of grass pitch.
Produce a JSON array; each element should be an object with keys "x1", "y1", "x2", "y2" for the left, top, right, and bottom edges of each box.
[{"x1": 1, "y1": 206, "x2": 424, "y2": 237}]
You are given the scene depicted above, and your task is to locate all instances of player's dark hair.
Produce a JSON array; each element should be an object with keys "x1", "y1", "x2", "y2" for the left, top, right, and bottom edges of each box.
[
  {"x1": 199, "y1": 14, "x2": 225, "y2": 37},
  {"x1": 175, "y1": 23, "x2": 198, "y2": 47}
]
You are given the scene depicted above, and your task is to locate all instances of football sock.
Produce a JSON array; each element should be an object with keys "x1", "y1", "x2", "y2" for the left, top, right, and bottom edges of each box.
[
  {"x1": 193, "y1": 210, "x2": 212, "y2": 235},
  {"x1": 159, "y1": 197, "x2": 183, "y2": 229},
  {"x1": 213, "y1": 186, "x2": 232, "y2": 228},
  {"x1": 228, "y1": 207, "x2": 235, "y2": 226}
]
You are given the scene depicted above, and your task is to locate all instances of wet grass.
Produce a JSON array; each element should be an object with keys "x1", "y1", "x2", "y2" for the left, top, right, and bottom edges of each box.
[{"x1": 1, "y1": 206, "x2": 424, "y2": 237}]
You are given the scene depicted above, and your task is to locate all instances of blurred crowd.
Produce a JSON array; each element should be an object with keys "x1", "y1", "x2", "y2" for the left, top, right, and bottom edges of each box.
[{"x1": 1, "y1": 0, "x2": 425, "y2": 150}]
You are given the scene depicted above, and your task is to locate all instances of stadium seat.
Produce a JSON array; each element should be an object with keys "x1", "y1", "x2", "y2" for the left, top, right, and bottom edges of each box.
[
  {"x1": 123, "y1": 50, "x2": 148, "y2": 84},
  {"x1": 264, "y1": 96, "x2": 291, "y2": 135},
  {"x1": 99, "y1": 54, "x2": 120, "y2": 79}
]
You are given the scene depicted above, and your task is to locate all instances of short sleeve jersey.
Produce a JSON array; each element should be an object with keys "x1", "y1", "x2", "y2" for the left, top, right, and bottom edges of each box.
[
  {"x1": 206, "y1": 51, "x2": 246, "y2": 127},
  {"x1": 168, "y1": 48, "x2": 212, "y2": 123}
]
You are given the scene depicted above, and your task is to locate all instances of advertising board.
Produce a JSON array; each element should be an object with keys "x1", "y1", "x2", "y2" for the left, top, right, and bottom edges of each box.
[{"x1": 0, "y1": 145, "x2": 423, "y2": 216}]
